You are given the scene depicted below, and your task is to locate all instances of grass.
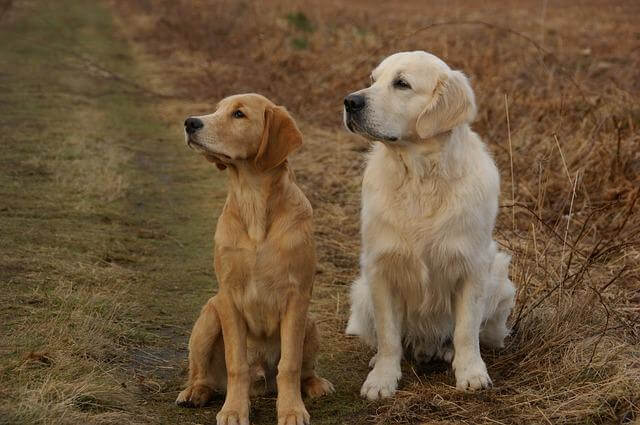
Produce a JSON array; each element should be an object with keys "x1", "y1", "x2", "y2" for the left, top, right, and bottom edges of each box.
[
  {"x1": 286, "y1": 12, "x2": 315, "y2": 33},
  {"x1": 0, "y1": 1, "x2": 224, "y2": 423},
  {"x1": 2, "y1": 0, "x2": 639, "y2": 424}
]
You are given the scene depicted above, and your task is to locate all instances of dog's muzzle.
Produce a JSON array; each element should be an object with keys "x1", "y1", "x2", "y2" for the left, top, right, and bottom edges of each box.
[{"x1": 342, "y1": 94, "x2": 398, "y2": 142}]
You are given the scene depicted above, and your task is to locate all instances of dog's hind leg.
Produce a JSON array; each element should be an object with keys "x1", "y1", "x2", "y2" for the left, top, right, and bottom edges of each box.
[
  {"x1": 300, "y1": 317, "x2": 334, "y2": 399},
  {"x1": 480, "y1": 252, "x2": 516, "y2": 348},
  {"x1": 345, "y1": 275, "x2": 376, "y2": 348},
  {"x1": 176, "y1": 296, "x2": 226, "y2": 407}
]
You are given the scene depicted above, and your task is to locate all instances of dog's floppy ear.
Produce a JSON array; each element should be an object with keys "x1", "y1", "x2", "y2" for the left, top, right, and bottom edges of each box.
[
  {"x1": 416, "y1": 70, "x2": 477, "y2": 139},
  {"x1": 255, "y1": 106, "x2": 302, "y2": 171}
]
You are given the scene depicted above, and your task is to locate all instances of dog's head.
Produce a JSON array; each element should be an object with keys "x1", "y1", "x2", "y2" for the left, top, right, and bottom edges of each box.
[
  {"x1": 184, "y1": 93, "x2": 302, "y2": 171},
  {"x1": 343, "y1": 51, "x2": 477, "y2": 143}
]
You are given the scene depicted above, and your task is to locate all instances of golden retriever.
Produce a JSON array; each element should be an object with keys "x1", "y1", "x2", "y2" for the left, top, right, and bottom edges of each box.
[
  {"x1": 343, "y1": 51, "x2": 516, "y2": 399},
  {"x1": 177, "y1": 93, "x2": 333, "y2": 425}
]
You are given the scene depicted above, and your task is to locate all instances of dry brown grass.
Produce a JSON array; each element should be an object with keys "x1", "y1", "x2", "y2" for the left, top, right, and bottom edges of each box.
[{"x1": 111, "y1": 0, "x2": 640, "y2": 423}]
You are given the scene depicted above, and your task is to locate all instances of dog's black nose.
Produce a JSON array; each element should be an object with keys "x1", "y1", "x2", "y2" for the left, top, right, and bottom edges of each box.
[
  {"x1": 184, "y1": 117, "x2": 204, "y2": 135},
  {"x1": 344, "y1": 94, "x2": 365, "y2": 113}
]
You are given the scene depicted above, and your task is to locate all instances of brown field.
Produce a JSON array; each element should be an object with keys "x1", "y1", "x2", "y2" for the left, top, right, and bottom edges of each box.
[{"x1": 1, "y1": 0, "x2": 639, "y2": 424}]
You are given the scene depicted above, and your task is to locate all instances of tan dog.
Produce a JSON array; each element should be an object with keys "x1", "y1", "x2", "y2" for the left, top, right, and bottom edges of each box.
[{"x1": 176, "y1": 94, "x2": 334, "y2": 425}]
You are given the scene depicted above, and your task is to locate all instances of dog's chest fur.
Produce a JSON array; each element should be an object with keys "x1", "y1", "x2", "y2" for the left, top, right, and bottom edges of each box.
[
  {"x1": 213, "y1": 178, "x2": 315, "y2": 341},
  {"x1": 214, "y1": 240, "x2": 282, "y2": 336},
  {"x1": 360, "y1": 136, "x2": 499, "y2": 311}
]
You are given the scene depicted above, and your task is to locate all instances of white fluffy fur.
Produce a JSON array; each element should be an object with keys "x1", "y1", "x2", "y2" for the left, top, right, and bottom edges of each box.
[{"x1": 344, "y1": 51, "x2": 515, "y2": 399}]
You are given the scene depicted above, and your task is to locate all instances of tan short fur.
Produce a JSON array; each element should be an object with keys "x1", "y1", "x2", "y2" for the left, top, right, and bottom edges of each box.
[{"x1": 176, "y1": 94, "x2": 333, "y2": 425}]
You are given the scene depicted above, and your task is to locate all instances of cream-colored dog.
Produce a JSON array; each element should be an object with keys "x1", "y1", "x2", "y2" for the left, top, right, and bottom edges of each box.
[
  {"x1": 177, "y1": 94, "x2": 333, "y2": 425},
  {"x1": 344, "y1": 51, "x2": 515, "y2": 399}
]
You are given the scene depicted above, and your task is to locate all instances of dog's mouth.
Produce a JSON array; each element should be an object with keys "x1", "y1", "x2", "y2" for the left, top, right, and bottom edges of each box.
[
  {"x1": 346, "y1": 115, "x2": 398, "y2": 142},
  {"x1": 186, "y1": 137, "x2": 232, "y2": 164}
]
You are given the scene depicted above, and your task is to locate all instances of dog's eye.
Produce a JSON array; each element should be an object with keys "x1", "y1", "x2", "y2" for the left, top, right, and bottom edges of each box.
[
  {"x1": 393, "y1": 79, "x2": 411, "y2": 90},
  {"x1": 232, "y1": 110, "x2": 245, "y2": 119}
]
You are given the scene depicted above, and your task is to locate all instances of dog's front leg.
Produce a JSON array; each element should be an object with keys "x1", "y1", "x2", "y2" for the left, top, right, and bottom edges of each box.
[
  {"x1": 215, "y1": 294, "x2": 250, "y2": 425},
  {"x1": 360, "y1": 265, "x2": 403, "y2": 400},
  {"x1": 452, "y1": 272, "x2": 492, "y2": 391},
  {"x1": 277, "y1": 293, "x2": 310, "y2": 425}
]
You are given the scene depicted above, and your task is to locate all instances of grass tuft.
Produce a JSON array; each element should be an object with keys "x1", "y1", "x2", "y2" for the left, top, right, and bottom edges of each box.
[{"x1": 286, "y1": 11, "x2": 315, "y2": 33}]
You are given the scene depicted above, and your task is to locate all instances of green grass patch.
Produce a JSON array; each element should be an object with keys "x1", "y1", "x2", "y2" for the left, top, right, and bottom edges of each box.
[
  {"x1": 286, "y1": 11, "x2": 315, "y2": 33},
  {"x1": 0, "y1": 1, "x2": 224, "y2": 424}
]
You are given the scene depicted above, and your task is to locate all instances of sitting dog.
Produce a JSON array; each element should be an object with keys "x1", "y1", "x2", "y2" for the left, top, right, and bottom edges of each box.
[
  {"x1": 343, "y1": 51, "x2": 516, "y2": 399},
  {"x1": 177, "y1": 93, "x2": 333, "y2": 425}
]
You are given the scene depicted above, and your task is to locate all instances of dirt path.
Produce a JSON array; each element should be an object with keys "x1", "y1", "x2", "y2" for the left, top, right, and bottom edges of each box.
[
  {"x1": 0, "y1": 1, "x2": 372, "y2": 424},
  {"x1": 0, "y1": 1, "x2": 224, "y2": 423}
]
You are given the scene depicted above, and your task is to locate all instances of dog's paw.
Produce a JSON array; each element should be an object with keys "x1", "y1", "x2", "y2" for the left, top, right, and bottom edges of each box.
[
  {"x1": 302, "y1": 375, "x2": 335, "y2": 398},
  {"x1": 216, "y1": 402, "x2": 250, "y2": 425},
  {"x1": 176, "y1": 384, "x2": 213, "y2": 407},
  {"x1": 437, "y1": 345, "x2": 454, "y2": 363},
  {"x1": 360, "y1": 363, "x2": 401, "y2": 400},
  {"x1": 452, "y1": 358, "x2": 492, "y2": 391},
  {"x1": 277, "y1": 402, "x2": 310, "y2": 425}
]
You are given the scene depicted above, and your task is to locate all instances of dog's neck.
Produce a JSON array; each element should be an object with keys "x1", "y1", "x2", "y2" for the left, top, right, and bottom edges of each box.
[
  {"x1": 385, "y1": 125, "x2": 468, "y2": 179},
  {"x1": 225, "y1": 161, "x2": 289, "y2": 242}
]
